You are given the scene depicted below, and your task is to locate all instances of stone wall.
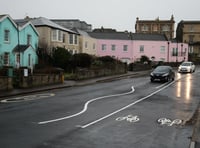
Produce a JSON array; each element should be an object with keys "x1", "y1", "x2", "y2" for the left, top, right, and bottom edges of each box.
[
  {"x1": 74, "y1": 67, "x2": 126, "y2": 80},
  {"x1": 0, "y1": 74, "x2": 63, "y2": 90},
  {"x1": 19, "y1": 74, "x2": 62, "y2": 88},
  {"x1": 0, "y1": 77, "x2": 13, "y2": 91}
]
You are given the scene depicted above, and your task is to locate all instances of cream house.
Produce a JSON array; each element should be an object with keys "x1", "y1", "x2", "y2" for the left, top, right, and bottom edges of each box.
[
  {"x1": 73, "y1": 28, "x2": 97, "y2": 55},
  {"x1": 30, "y1": 17, "x2": 79, "y2": 54}
]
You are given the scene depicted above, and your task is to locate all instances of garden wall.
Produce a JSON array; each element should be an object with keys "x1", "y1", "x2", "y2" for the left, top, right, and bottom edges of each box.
[{"x1": 0, "y1": 77, "x2": 13, "y2": 91}]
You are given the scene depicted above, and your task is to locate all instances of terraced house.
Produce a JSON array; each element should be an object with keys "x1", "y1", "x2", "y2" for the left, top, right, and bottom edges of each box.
[
  {"x1": 89, "y1": 29, "x2": 188, "y2": 63},
  {"x1": 0, "y1": 14, "x2": 39, "y2": 69}
]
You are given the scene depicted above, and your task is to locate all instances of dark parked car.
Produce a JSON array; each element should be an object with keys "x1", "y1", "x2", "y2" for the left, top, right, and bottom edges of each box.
[{"x1": 150, "y1": 66, "x2": 175, "y2": 82}]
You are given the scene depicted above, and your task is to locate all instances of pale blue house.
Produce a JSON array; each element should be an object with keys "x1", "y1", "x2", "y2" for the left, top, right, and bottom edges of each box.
[{"x1": 0, "y1": 14, "x2": 39, "y2": 70}]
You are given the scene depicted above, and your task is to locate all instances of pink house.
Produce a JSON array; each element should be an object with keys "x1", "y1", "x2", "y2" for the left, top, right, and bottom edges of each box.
[{"x1": 89, "y1": 32, "x2": 188, "y2": 64}]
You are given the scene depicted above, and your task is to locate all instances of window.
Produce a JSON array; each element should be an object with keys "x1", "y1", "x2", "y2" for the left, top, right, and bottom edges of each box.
[
  {"x1": 68, "y1": 34, "x2": 78, "y2": 45},
  {"x1": 28, "y1": 54, "x2": 31, "y2": 66},
  {"x1": 141, "y1": 25, "x2": 148, "y2": 31},
  {"x1": 4, "y1": 30, "x2": 10, "y2": 43},
  {"x1": 123, "y1": 45, "x2": 128, "y2": 52},
  {"x1": 58, "y1": 30, "x2": 63, "y2": 41},
  {"x1": 189, "y1": 25, "x2": 194, "y2": 32},
  {"x1": 102, "y1": 44, "x2": 106, "y2": 51},
  {"x1": 162, "y1": 25, "x2": 169, "y2": 32},
  {"x1": 63, "y1": 34, "x2": 65, "y2": 43},
  {"x1": 189, "y1": 35, "x2": 194, "y2": 43},
  {"x1": 69, "y1": 34, "x2": 73, "y2": 44},
  {"x1": 160, "y1": 46, "x2": 165, "y2": 53},
  {"x1": 140, "y1": 45, "x2": 144, "y2": 53},
  {"x1": 111, "y1": 45, "x2": 116, "y2": 51},
  {"x1": 74, "y1": 35, "x2": 78, "y2": 44},
  {"x1": 52, "y1": 30, "x2": 63, "y2": 42},
  {"x1": 172, "y1": 48, "x2": 178, "y2": 56},
  {"x1": 153, "y1": 25, "x2": 158, "y2": 32},
  {"x1": 4, "y1": 52, "x2": 9, "y2": 65},
  {"x1": 52, "y1": 30, "x2": 57, "y2": 41},
  {"x1": 27, "y1": 34, "x2": 32, "y2": 45}
]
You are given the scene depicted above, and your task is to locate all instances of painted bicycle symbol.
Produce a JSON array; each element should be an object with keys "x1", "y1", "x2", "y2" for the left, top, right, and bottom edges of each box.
[
  {"x1": 116, "y1": 115, "x2": 139, "y2": 123},
  {"x1": 157, "y1": 118, "x2": 182, "y2": 126}
]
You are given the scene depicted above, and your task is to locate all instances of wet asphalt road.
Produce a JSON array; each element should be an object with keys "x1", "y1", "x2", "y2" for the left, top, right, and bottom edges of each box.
[{"x1": 0, "y1": 69, "x2": 200, "y2": 148}]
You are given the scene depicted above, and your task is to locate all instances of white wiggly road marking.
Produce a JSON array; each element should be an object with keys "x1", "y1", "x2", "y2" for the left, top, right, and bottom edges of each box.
[
  {"x1": 38, "y1": 86, "x2": 135, "y2": 124},
  {"x1": 80, "y1": 80, "x2": 175, "y2": 128}
]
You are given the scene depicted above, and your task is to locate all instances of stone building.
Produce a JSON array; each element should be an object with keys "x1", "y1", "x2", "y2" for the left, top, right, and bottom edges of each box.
[
  {"x1": 135, "y1": 15, "x2": 175, "y2": 40},
  {"x1": 176, "y1": 20, "x2": 200, "y2": 57}
]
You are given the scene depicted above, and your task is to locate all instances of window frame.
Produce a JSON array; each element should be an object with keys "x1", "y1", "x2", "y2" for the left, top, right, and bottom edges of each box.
[
  {"x1": 27, "y1": 34, "x2": 32, "y2": 45},
  {"x1": 139, "y1": 45, "x2": 144, "y2": 53},
  {"x1": 123, "y1": 45, "x2": 128, "y2": 52},
  {"x1": 111, "y1": 44, "x2": 116, "y2": 51},
  {"x1": 4, "y1": 52, "x2": 10, "y2": 66},
  {"x1": 4, "y1": 29, "x2": 10, "y2": 43},
  {"x1": 102, "y1": 44, "x2": 106, "y2": 51}
]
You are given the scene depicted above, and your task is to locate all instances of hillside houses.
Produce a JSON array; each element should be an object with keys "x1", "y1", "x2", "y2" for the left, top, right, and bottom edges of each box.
[{"x1": 1, "y1": 14, "x2": 195, "y2": 71}]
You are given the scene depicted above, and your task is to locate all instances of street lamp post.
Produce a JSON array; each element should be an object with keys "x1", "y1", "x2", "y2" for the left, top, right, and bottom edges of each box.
[
  {"x1": 181, "y1": 43, "x2": 183, "y2": 58},
  {"x1": 176, "y1": 40, "x2": 178, "y2": 63},
  {"x1": 167, "y1": 41, "x2": 170, "y2": 62}
]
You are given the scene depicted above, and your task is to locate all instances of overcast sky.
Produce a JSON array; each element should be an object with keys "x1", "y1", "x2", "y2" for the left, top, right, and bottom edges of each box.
[{"x1": 1, "y1": 0, "x2": 200, "y2": 32}]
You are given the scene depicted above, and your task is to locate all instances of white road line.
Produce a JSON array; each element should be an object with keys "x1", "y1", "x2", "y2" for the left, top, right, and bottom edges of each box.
[
  {"x1": 38, "y1": 86, "x2": 135, "y2": 124},
  {"x1": 80, "y1": 80, "x2": 175, "y2": 129}
]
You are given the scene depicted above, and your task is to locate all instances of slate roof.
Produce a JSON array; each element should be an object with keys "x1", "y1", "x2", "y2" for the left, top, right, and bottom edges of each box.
[
  {"x1": 0, "y1": 14, "x2": 6, "y2": 19},
  {"x1": 131, "y1": 33, "x2": 168, "y2": 41},
  {"x1": 14, "y1": 19, "x2": 28, "y2": 27},
  {"x1": 88, "y1": 32, "x2": 168, "y2": 41},
  {"x1": 30, "y1": 17, "x2": 77, "y2": 34},
  {"x1": 72, "y1": 28, "x2": 88, "y2": 36},
  {"x1": 88, "y1": 32, "x2": 131, "y2": 40},
  {"x1": 179, "y1": 20, "x2": 200, "y2": 24}
]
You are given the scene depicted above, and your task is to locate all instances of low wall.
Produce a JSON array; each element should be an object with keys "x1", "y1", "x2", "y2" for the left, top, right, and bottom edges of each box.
[
  {"x1": 74, "y1": 67, "x2": 126, "y2": 80},
  {"x1": 19, "y1": 74, "x2": 63, "y2": 88},
  {"x1": 0, "y1": 76, "x2": 13, "y2": 91}
]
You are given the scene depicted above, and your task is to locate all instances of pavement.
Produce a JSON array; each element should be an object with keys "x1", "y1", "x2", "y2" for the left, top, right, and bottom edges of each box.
[{"x1": 0, "y1": 70, "x2": 199, "y2": 148}]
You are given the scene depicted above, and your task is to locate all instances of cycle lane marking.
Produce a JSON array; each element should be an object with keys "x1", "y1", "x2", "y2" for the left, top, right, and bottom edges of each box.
[
  {"x1": 157, "y1": 118, "x2": 183, "y2": 126},
  {"x1": 38, "y1": 86, "x2": 135, "y2": 124},
  {"x1": 79, "y1": 80, "x2": 176, "y2": 129},
  {"x1": 116, "y1": 114, "x2": 140, "y2": 123},
  {"x1": 0, "y1": 93, "x2": 55, "y2": 103}
]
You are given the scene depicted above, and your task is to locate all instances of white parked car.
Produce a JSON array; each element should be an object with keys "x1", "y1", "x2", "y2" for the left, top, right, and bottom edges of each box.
[{"x1": 178, "y1": 61, "x2": 195, "y2": 73}]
